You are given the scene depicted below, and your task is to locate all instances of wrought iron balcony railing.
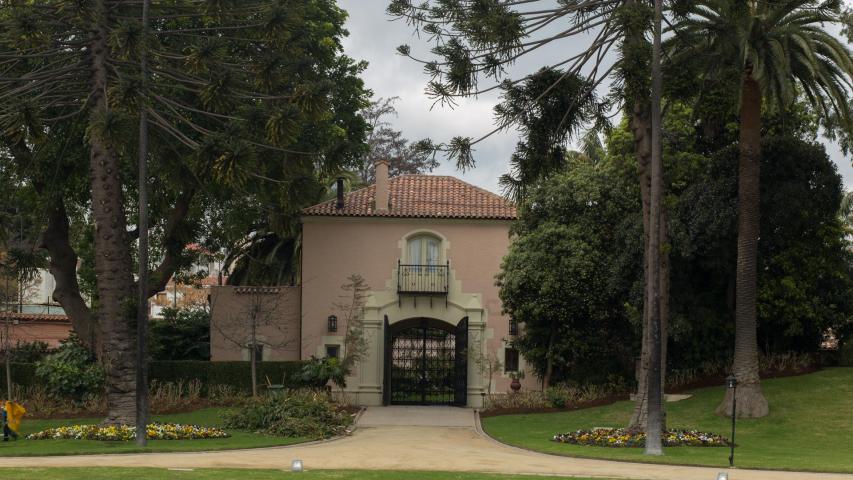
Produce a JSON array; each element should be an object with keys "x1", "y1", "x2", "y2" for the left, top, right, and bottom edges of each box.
[{"x1": 397, "y1": 260, "x2": 449, "y2": 295}]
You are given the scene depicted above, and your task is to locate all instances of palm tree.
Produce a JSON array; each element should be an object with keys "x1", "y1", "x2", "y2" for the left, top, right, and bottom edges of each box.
[
  {"x1": 840, "y1": 191, "x2": 853, "y2": 240},
  {"x1": 670, "y1": 0, "x2": 853, "y2": 418}
]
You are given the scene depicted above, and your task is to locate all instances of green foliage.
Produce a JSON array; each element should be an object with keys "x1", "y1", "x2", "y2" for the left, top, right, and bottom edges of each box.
[
  {"x1": 149, "y1": 307, "x2": 210, "y2": 361},
  {"x1": 387, "y1": 0, "x2": 620, "y2": 166},
  {"x1": 300, "y1": 357, "x2": 347, "y2": 389},
  {"x1": 8, "y1": 341, "x2": 51, "y2": 363},
  {"x1": 34, "y1": 335, "x2": 104, "y2": 401},
  {"x1": 495, "y1": 68, "x2": 609, "y2": 202},
  {"x1": 499, "y1": 103, "x2": 853, "y2": 385},
  {"x1": 668, "y1": 0, "x2": 853, "y2": 145},
  {"x1": 497, "y1": 157, "x2": 642, "y2": 385},
  {"x1": 222, "y1": 390, "x2": 351, "y2": 438}
]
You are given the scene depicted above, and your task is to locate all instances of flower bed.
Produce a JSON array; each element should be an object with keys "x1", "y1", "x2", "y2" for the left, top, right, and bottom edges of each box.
[
  {"x1": 26, "y1": 423, "x2": 229, "y2": 441},
  {"x1": 552, "y1": 428, "x2": 729, "y2": 448}
]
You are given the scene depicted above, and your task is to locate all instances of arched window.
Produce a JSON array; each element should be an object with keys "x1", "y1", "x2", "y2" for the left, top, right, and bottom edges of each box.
[{"x1": 407, "y1": 234, "x2": 441, "y2": 265}]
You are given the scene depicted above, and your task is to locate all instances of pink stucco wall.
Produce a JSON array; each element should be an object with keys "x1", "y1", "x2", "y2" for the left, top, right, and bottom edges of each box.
[
  {"x1": 9, "y1": 321, "x2": 71, "y2": 348},
  {"x1": 210, "y1": 286, "x2": 301, "y2": 361},
  {"x1": 301, "y1": 216, "x2": 536, "y2": 393}
]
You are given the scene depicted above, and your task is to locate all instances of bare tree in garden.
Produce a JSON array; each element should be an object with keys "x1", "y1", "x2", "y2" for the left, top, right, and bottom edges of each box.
[
  {"x1": 333, "y1": 275, "x2": 370, "y2": 380},
  {"x1": 387, "y1": 0, "x2": 670, "y2": 442},
  {"x1": 212, "y1": 288, "x2": 296, "y2": 398},
  {"x1": 0, "y1": 0, "x2": 368, "y2": 424},
  {"x1": 357, "y1": 97, "x2": 439, "y2": 184}
]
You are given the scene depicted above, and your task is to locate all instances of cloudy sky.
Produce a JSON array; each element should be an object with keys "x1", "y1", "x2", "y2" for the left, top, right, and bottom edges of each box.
[{"x1": 337, "y1": 0, "x2": 853, "y2": 194}]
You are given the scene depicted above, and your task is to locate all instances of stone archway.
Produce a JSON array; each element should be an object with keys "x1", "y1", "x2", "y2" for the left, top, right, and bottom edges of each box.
[{"x1": 383, "y1": 317, "x2": 468, "y2": 406}]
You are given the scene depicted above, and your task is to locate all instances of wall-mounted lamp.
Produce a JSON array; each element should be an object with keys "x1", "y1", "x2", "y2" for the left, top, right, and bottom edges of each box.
[{"x1": 327, "y1": 315, "x2": 338, "y2": 333}]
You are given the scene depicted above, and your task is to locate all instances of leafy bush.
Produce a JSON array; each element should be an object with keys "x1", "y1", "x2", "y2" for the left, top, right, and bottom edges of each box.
[
  {"x1": 483, "y1": 383, "x2": 618, "y2": 412},
  {"x1": 222, "y1": 389, "x2": 351, "y2": 438},
  {"x1": 34, "y1": 335, "x2": 104, "y2": 401},
  {"x1": 545, "y1": 384, "x2": 615, "y2": 408},
  {"x1": 150, "y1": 307, "x2": 210, "y2": 361},
  {"x1": 300, "y1": 356, "x2": 346, "y2": 389},
  {"x1": 484, "y1": 391, "x2": 550, "y2": 410},
  {"x1": 9, "y1": 341, "x2": 52, "y2": 363}
]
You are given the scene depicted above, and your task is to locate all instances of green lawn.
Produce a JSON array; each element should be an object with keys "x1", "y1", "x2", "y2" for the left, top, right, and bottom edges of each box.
[
  {"x1": 0, "y1": 469, "x2": 612, "y2": 480},
  {"x1": 482, "y1": 367, "x2": 853, "y2": 473},
  {"x1": 0, "y1": 408, "x2": 309, "y2": 456}
]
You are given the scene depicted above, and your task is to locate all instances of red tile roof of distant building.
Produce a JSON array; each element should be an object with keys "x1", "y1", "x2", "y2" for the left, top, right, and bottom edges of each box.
[
  {"x1": 0, "y1": 312, "x2": 70, "y2": 324},
  {"x1": 303, "y1": 175, "x2": 517, "y2": 220}
]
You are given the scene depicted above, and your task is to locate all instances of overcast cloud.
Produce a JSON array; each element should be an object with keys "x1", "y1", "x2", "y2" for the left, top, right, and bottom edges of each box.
[{"x1": 338, "y1": 0, "x2": 853, "y2": 194}]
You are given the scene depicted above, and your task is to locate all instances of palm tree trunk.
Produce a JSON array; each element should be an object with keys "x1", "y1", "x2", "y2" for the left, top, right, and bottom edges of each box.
[
  {"x1": 716, "y1": 74, "x2": 769, "y2": 419},
  {"x1": 89, "y1": 0, "x2": 137, "y2": 426}
]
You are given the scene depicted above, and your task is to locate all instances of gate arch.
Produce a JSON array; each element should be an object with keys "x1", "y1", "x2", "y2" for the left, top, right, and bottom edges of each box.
[{"x1": 383, "y1": 317, "x2": 468, "y2": 406}]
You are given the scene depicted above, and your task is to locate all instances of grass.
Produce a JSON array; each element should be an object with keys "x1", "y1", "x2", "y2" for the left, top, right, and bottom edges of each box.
[
  {"x1": 0, "y1": 407, "x2": 310, "y2": 457},
  {"x1": 0, "y1": 469, "x2": 613, "y2": 480},
  {"x1": 481, "y1": 367, "x2": 853, "y2": 473}
]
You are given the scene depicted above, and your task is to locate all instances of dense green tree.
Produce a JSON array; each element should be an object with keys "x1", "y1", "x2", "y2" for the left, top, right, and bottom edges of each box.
[
  {"x1": 495, "y1": 68, "x2": 608, "y2": 203},
  {"x1": 0, "y1": 0, "x2": 368, "y2": 424},
  {"x1": 501, "y1": 111, "x2": 853, "y2": 396},
  {"x1": 149, "y1": 308, "x2": 210, "y2": 361},
  {"x1": 497, "y1": 158, "x2": 642, "y2": 387},
  {"x1": 670, "y1": 0, "x2": 853, "y2": 418}
]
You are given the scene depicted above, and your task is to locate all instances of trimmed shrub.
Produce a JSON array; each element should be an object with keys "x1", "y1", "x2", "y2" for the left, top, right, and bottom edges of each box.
[
  {"x1": 149, "y1": 361, "x2": 308, "y2": 394},
  {"x1": 0, "y1": 360, "x2": 309, "y2": 399},
  {"x1": 10, "y1": 341, "x2": 52, "y2": 363},
  {"x1": 841, "y1": 341, "x2": 853, "y2": 367},
  {"x1": 0, "y1": 363, "x2": 38, "y2": 396},
  {"x1": 222, "y1": 389, "x2": 351, "y2": 438}
]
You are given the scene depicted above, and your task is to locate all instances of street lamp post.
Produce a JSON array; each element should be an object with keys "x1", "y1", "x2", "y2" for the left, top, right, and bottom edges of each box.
[{"x1": 726, "y1": 375, "x2": 738, "y2": 467}]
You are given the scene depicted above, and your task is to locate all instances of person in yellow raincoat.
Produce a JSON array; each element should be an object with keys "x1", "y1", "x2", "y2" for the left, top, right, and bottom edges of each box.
[{"x1": 2, "y1": 401, "x2": 25, "y2": 441}]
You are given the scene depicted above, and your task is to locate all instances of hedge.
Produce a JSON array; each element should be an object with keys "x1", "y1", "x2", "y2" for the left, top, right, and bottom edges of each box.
[
  {"x1": 0, "y1": 363, "x2": 38, "y2": 396},
  {"x1": 0, "y1": 361, "x2": 308, "y2": 397},
  {"x1": 149, "y1": 361, "x2": 309, "y2": 394},
  {"x1": 841, "y1": 341, "x2": 853, "y2": 367}
]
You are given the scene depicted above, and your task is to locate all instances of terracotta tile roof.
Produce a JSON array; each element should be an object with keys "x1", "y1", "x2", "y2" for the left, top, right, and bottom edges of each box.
[
  {"x1": 0, "y1": 312, "x2": 70, "y2": 324},
  {"x1": 303, "y1": 175, "x2": 517, "y2": 220}
]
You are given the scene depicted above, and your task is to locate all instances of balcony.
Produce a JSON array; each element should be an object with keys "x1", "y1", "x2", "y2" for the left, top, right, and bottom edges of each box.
[{"x1": 397, "y1": 261, "x2": 449, "y2": 295}]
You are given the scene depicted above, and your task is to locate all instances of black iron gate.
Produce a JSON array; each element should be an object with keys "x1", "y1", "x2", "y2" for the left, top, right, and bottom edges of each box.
[{"x1": 385, "y1": 318, "x2": 467, "y2": 406}]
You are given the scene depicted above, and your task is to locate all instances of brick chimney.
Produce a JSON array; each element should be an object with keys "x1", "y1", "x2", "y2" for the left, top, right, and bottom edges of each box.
[
  {"x1": 375, "y1": 160, "x2": 389, "y2": 213},
  {"x1": 335, "y1": 177, "x2": 345, "y2": 209}
]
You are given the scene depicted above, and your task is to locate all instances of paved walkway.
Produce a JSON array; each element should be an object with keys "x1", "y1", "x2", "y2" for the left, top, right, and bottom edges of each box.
[{"x1": 0, "y1": 406, "x2": 850, "y2": 480}]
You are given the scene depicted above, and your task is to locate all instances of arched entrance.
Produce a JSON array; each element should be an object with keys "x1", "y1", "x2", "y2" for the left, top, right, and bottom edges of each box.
[{"x1": 383, "y1": 317, "x2": 468, "y2": 406}]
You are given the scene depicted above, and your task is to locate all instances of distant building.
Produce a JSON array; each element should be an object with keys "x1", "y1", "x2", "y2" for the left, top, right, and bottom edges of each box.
[{"x1": 0, "y1": 312, "x2": 72, "y2": 349}]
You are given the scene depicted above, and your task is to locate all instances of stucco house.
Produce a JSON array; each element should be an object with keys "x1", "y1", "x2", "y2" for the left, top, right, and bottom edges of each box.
[{"x1": 211, "y1": 161, "x2": 536, "y2": 407}]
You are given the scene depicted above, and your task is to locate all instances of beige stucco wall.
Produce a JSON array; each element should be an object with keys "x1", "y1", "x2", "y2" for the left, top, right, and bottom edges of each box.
[
  {"x1": 301, "y1": 216, "x2": 539, "y2": 405},
  {"x1": 210, "y1": 286, "x2": 301, "y2": 361}
]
